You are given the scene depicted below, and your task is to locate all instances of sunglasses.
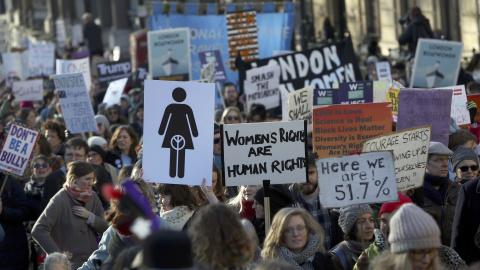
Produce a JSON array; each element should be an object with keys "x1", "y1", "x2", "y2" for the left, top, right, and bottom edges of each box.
[
  {"x1": 459, "y1": 165, "x2": 479, "y2": 172},
  {"x1": 33, "y1": 163, "x2": 49, "y2": 169},
  {"x1": 226, "y1": 115, "x2": 239, "y2": 121}
]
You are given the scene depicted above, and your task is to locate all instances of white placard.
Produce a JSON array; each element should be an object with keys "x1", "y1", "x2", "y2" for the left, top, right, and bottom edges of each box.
[
  {"x1": 281, "y1": 85, "x2": 290, "y2": 121},
  {"x1": 53, "y1": 73, "x2": 98, "y2": 134},
  {"x1": 200, "y1": 59, "x2": 215, "y2": 83},
  {"x1": 0, "y1": 123, "x2": 40, "y2": 178},
  {"x1": 29, "y1": 43, "x2": 55, "y2": 77},
  {"x1": 435, "y1": 85, "x2": 470, "y2": 125},
  {"x1": 373, "y1": 80, "x2": 390, "y2": 103},
  {"x1": 375, "y1": 61, "x2": 392, "y2": 87},
  {"x1": 143, "y1": 80, "x2": 215, "y2": 186},
  {"x1": 288, "y1": 85, "x2": 313, "y2": 133},
  {"x1": 362, "y1": 126, "x2": 431, "y2": 191},
  {"x1": 102, "y1": 77, "x2": 129, "y2": 107},
  {"x1": 222, "y1": 121, "x2": 307, "y2": 186},
  {"x1": 56, "y1": 58, "x2": 92, "y2": 95},
  {"x1": 2, "y1": 51, "x2": 29, "y2": 86},
  {"x1": 245, "y1": 63, "x2": 281, "y2": 111},
  {"x1": 71, "y1": 24, "x2": 84, "y2": 47},
  {"x1": 12, "y1": 79, "x2": 44, "y2": 102},
  {"x1": 55, "y1": 19, "x2": 67, "y2": 48},
  {"x1": 318, "y1": 151, "x2": 398, "y2": 208}
]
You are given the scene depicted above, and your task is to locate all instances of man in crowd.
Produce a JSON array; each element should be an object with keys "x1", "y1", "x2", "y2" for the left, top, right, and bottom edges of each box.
[{"x1": 222, "y1": 82, "x2": 244, "y2": 111}]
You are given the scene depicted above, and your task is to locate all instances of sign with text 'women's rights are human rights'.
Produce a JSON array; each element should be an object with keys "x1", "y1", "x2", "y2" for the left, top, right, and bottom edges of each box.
[{"x1": 221, "y1": 120, "x2": 308, "y2": 186}]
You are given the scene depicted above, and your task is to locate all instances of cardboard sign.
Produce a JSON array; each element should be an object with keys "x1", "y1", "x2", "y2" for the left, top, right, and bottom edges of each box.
[
  {"x1": 226, "y1": 10, "x2": 259, "y2": 70},
  {"x1": 313, "y1": 88, "x2": 339, "y2": 106},
  {"x1": 28, "y1": 43, "x2": 55, "y2": 77},
  {"x1": 288, "y1": 86, "x2": 313, "y2": 133},
  {"x1": 55, "y1": 19, "x2": 67, "y2": 48},
  {"x1": 0, "y1": 122, "x2": 40, "y2": 178},
  {"x1": 200, "y1": 60, "x2": 215, "y2": 83},
  {"x1": 96, "y1": 60, "x2": 132, "y2": 89},
  {"x1": 313, "y1": 103, "x2": 392, "y2": 159},
  {"x1": 436, "y1": 85, "x2": 469, "y2": 126},
  {"x1": 143, "y1": 80, "x2": 215, "y2": 185},
  {"x1": 397, "y1": 89, "x2": 452, "y2": 146},
  {"x1": 317, "y1": 151, "x2": 398, "y2": 208},
  {"x1": 387, "y1": 88, "x2": 399, "y2": 122},
  {"x1": 53, "y1": 73, "x2": 98, "y2": 134},
  {"x1": 410, "y1": 39, "x2": 463, "y2": 88},
  {"x1": 148, "y1": 28, "x2": 191, "y2": 81},
  {"x1": 373, "y1": 80, "x2": 390, "y2": 103},
  {"x1": 103, "y1": 77, "x2": 129, "y2": 107},
  {"x1": 338, "y1": 81, "x2": 373, "y2": 104},
  {"x1": 375, "y1": 61, "x2": 392, "y2": 86},
  {"x1": 222, "y1": 121, "x2": 307, "y2": 186},
  {"x1": 198, "y1": 50, "x2": 227, "y2": 82},
  {"x1": 245, "y1": 63, "x2": 281, "y2": 110},
  {"x1": 56, "y1": 58, "x2": 92, "y2": 95},
  {"x1": 2, "y1": 51, "x2": 29, "y2": 86},
  {"x1": 12, "y1": 79, "x2": 44, "y2": 102},
  {"x1": 362, "y1": 126, "x2": 431, "y2": 191}
]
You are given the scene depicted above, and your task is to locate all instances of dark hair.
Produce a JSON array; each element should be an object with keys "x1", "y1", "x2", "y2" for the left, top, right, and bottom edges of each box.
[
  {"x1": 64, "y1": 137, "x2": 89, "y2": 155},
  {"x1": 42, "y1": 119, "x2": 66, "y2": 143},
  {"x1": 36, "y1": 134, "x2": 53, "y2": 156},
  {"x1": 156, "y1": 184, "x2": 198, "y2": 211},
  {"x1": 66, "y1": 161, "x2": 96, "y2": 184},
  {"x1": 110, "y1": 125, "x2": 139, "y2": 157},
  {"x1": 222, "y1": 82, "x2": 237, "y2": 94},
  {"x1": 308, "y1": 152, "x2": 318, "y2": 167},
  {"x1": 31, "y1": 155, "x2": 52, "y2": 167},
  {"x1": 43, "y1": 89, "x2": 55, "y2": 105},
  {"x1": 117, "y1": 165, "x2": 134, "y2": 183},
  {"x1": 467, "y1": 81, "x2": 480, "y2": 95},
  {"x1": 213, "y1": 163, "x2": 226, "y2": 202},
  {"x1": 448, "y1": 129, "x2": 477, "y2": 151},
  {"x1": 17, "y1": 108, "x2": 35, "y2": 123},
  {"x1": 247, "y1": 104, "x2": 267, "y2": 122},
  {"x1": 408, "y1": 6, "x2": 422, "y2": 17},
  {"x1": 344, "y1": 223, "x2": 359, "y2": 241}
]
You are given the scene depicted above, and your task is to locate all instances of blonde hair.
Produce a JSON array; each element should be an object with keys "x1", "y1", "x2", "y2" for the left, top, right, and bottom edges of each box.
[
  {"x1": 371, "y1": 251, "x2": 446, "y2": 270},
  {"x1": 262, "y1": 208, "x2": 326, "y2": 259},
  {"x1": 221, "y1": 106, "x2": 243, "y2": 124},
  {"x1": 66, "y1": 161, "x2": 96, "y2": 184},
  {"x1": 41, "y1": 252, "x2": 71, "y2": 270},
  {"x1": 241, "y1": 218, "x2": 259, "y2": 248},
  {"x1": 227, "y1": 185, "x2": 261, "y2": 213}
]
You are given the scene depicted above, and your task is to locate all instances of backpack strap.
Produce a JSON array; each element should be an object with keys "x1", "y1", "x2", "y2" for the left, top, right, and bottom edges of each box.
[{"x1": 332, "y1": 247, "x2": 350, "y2": 270}]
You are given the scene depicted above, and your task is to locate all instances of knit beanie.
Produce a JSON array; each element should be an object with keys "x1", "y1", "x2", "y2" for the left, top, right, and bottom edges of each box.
[
  {"x1": 338, "y1": 204, "x2": 373, "y2": 234},
  {"x1": 378, "y1": 192, "x2": 413, "y2": 218},
  {"x1": 388, "y1": 203, "x2": 441, "y2": 253},
  {"x1": 451, "y1": 145, "x2": 479, "y2": 171},
  {"x1": 87, "y1": 136, "x2": 108, "y2": 149},
  {"x1": 254, "y1": 185, "x2": 293, "y2": 216},
  {"x1": 95, "y1": 114, "x2": 110, "y2": 130},
  {"x1": 89, "y1": 145, "x2": 106, "y2": 161}
]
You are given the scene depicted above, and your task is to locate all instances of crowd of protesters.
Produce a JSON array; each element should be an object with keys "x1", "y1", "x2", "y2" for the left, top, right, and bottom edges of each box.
[{"x1": 1, "y1": 6, "x2": 480, "y2": 270}]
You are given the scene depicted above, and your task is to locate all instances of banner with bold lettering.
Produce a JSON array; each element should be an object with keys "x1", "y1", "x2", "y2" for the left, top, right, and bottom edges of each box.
[
  {"x1": 56, "y1": 58, "x2": 92, "y2": 95},
  {"x1": 338, "y1": 81, "x2": 373, "y2": 104},
  {"x1": 245, "y1": 63, "x2": 281, "y2": 110},
  {"x1": 387, "y1": 88, "x2": 399, "y2": 122},
  {"x1": 96, "y1": 60, "x2": 132, "y2": 88},
  {"x1": 288, "y1": 86, "x2": 313, "y2": 133},
  {"x1": 12, "y1": 80, "x2": 44, "y2": 102},
  {"x1": 29, "y1": 43, "x2": 55, "y2": 77},
  {"x1": 226, "y1": 10, "x2": 259, "y2": 70}
]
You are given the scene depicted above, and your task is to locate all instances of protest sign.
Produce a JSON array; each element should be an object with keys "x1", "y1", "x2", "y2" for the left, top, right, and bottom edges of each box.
[
  {"x1": 28, "y1": 43, "x2": 55, "y2": 77},
  {"x1": 436, "y1": 85, "x2": 469, "y2": 126},
  {"x1": 226, "y1": 10, "x2": 259, "y2": 70},
  {"x1": 96, "y1": 60, "x2": 132, "y2": 89},
  {"x1": 245, "y1": 63, "x2": 280, "y2": 110},
  {"x1": 375, "y1": 61, "x2": 392, "y2": 86},
  {"x1": 200, "y1": 60, "x2": 215, "y2": 83},
  {"x1": 313, "y1": 88, "x2": 339, "y2": 106},
  {"x1": 397, "y1": 89, "x2": 452, "y2": 146},
  {"x1": 12, "y1": 80, "x2": 43, "y2": 102},
  {"x1": 53, "y1": 73, "x2": 98, "y2": 134},
  {"x1": 55, "y1": 19, "x2": 67, "y2": 48},
  {"x1": 280, "y1": 86, "x2": 289, "y2": 121},
  {"x1": 273, "y1": 50, "x2": 295, "y2": 57},
  {"x1": 2, "y1": 51, "x2": 29, "y2": 86},
  {"x1": 143, "y1": 80, "x2": 214, "y2": 186},
  {"x1": 222, "y1": 120, "x2": 307, "y2": 186},
  {"x1": 71, "y1": 24, "x2": 84, "y2": 47},
  {"x1": 244, "y1": 37, "x2": 361, "y2": 92},
  {"x1": 410, "y1": 39, "x2": 463, "y2": 88},
  {"x1": 133, "y1": 63, "x2": 149, "y2": 88},
  {"x1": 338, "y1": 81, "x2": 373, "y2": 104},
  {"x1": 387, "y1": 88, "x2": 399, "y2": 122},
  {"x1": 373, "y1": 80, "x2": 390, "y2": 103},
  {"x1": 103, "y1": 77, "x2": 129, "y2": 107},
  {"x1": 362, "y1": 126, "x2": 431, "y2": 191},
  {"x1": 148, "y1": 28, "x2": 191, "y2": 81},
  {"x1": 198, "y1": 50, "x2": 227, "y2": 82},
  {"x1": 56, "y1": 58, "x2": 92, "y2": 95},
  {"x1": 467, "y1": 94, "x2": 480, "y2": 124},
  {"x1": 288, "y1": 86, "x2": 313, "y2": 133},
  {"x1": 313, "y1": 102, "x2": 392, "y2": 159},
  {"x1": 0, "y1": 122, "x2": 40, "y2": 178},
  {"x1": 317, "y1": 151, "x2": 398, "y2": 208}
]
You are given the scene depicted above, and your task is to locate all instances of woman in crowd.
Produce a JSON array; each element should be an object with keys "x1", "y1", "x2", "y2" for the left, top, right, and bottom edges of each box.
[
  {"x1": 105, "y1": 125, "x2": 139, "y2": 171},
  {"x1": 221, "y1": 106, "x2": 243, "y2": 124},
  {"x1": 25, "y1": 155, "x2": 52, "y2": 223},
  {"x1": 90, "y1": 115, "x2": 112, "y2": 143},
  {"x1": 450, "y1": 145, "x2": 479, "y2": 184},
  {"x1": 228, "y1": 185, "x2": 259, "y2": 220},
  {"x1": 262, "y1": 208, "x2": 333, "y2": 270},
  {"x1": 104, "y1": 105, "x2": 128, "y2": 125},
  {"x1": 157, "y1": 183, "x2": 198, "y2": 230},
  {"x1": 32, "y1": 161, "x2": 109, "y2": 269},
  {"x1": 330, "y1": 204, "x2": 375, "y2": 270},
  {"x1": 34, "y1": 134, "x2": 65, "y2": 171},
  {"x1": 41, "y1": 119, "x2": 66, "y2": 156},
  {"x1": 193, "y1": 163, "x2": 226, "y2": 205},
  {"x1": 18, "y1": 107, "x2": 37, "y2": 127},
  {"x1": 188, "y1": 204, "x2": 254, "y2": 270},
  {"x1": 371, "y1": 203, "x2": 446, "y2": 270}
]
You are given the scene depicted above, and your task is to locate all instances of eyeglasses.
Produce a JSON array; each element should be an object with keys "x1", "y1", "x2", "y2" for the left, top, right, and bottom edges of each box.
[
  {"x1": 108, "y1": 111, "x2": 118, "y2": 115},
  {"x1": 214, "y1": 138, "x2": 220, "y2": 144},
  {"x1": 410, "y1": 249, "x2": 437, "y2": 261},
  {"x1": 284, "y1": 225, "x2": 307, "y2": 235},
  {"x1": 378, "y1": 218, "x2": 388, "y2": 226},
  {"x1": 33, "y1": 163, "x2": 49, "y2": 169},
  {"x1": 226, "y1": 115, "x2": 239, "y2": 121},
  {"x1": 88, "y1": 152, "x2": 99, "y2": 159},
  {"x1": 459, "y1": 165, "x2": 479, "y2": 172},
  {"x1": 65, "y1": 153, "x2": 85, "y2": 159}
]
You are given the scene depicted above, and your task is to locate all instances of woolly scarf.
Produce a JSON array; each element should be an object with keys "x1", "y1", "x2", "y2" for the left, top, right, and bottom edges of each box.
[
  {"x1": 160, "y1": 205, "x2": 194, "y2": 231},
  {"x1": 63, "y1": 182, "x2": 93, "y2": 202},
  {"x1": 346, "y1": 239, "x2": 374, "y2": 262},
  {"x1": 240, "y1": 199, "x2": 255, "y2": 221},
  {"x1": 24, "y1": 177, "x2": 44, "y2": 198},
  {"x1": 424, "y1": 173, "x2": 449, "y2": 205},
  {"x1": 278, "y1": 234, "x2": 321, "y2": 270}
]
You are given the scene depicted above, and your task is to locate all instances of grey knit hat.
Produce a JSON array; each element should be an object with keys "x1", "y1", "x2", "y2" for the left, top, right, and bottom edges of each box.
[
  {"x1": 388, "y1": 203, "x2": 441, "y2": 253},
  {"x1": 338, "y1": 204, "x2": 373, "y2": 234},
  {"x1": 429, "y1": 142, "x2": 453, "y2": 156},
  {"x1": 95, "y1": 114, "x2": 110, "y2": 129},
  {"x1": 451, "y1": 145, "x2": 479, "y2": 171}
]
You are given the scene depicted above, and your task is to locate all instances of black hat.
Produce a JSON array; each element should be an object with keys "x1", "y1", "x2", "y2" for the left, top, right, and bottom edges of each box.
[
  {"x1": 141, "y1": 230, "x2": 194, "y2": 269},
  {"x1": 89, "y1": 145, "x2": 106, "y2": 161},
  {"x1": 254, "y1": 184, "x2": 294, "y2": 217}
]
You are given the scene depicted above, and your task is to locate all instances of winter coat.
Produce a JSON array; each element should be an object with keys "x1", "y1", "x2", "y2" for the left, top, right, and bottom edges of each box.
[
  {"x1": 105, "y1": 149, "x2": 137, "y2": 171},
  {"x1": 0, "y1": 175, "x2": 29, "y2": 270},
  {"x1": 330, "y1": 240, "x2": 373, "y2": 270},
  {"x1": 451, "y1": 177, "x2": 480, "y2": 264},
  {"x1": 32, "y1": 189, "x2": 109, "y2": 269},
  {"x1": 398, "y1": 14, "x2": 434, "y2": 58}
]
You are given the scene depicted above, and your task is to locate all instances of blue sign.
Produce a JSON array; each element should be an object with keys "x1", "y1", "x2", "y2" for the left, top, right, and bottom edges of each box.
[{"x1": 199, "y1": 50, "x2": 227, "y2": 82}]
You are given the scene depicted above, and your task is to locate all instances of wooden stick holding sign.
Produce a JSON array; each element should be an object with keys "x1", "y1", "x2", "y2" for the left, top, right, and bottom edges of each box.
[
  {"x1": 263, "y1": 180, "x2": 271, "y2": 235},
  {"x1": 217, "y1": 82, "x2": 227, "y2": 110},
  {"x1": 0, "y1": 175, "x2": 8, "y2": 196}
]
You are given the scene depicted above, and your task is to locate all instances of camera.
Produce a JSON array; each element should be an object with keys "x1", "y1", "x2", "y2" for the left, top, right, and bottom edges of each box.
[{"x1": 398, "y1": 14, "x2": 410, "y2": 25}]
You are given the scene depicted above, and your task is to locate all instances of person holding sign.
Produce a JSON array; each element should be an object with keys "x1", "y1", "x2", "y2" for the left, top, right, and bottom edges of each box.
[
  {"x1": 330, "y1": 205, "x2": 374, "y2": 270},
  {"x1": 261, "y1": 208, "x2": 334, "y2": 270},
  {"x1": 450, "y1": 146, "x2": 479, "y2": 184}
]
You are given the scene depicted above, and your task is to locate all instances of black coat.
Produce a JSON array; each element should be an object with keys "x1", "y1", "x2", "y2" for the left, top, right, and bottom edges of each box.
[
  {"x1": 451, "y1": 177, "x2": 480, "y2": 264},
  {"x1": 397, "y1": 14, "x2": 434, "y2": 58},
  {"x1": 105, "y1": 149, "x2": 138, "y2": 171},
  {"x1": 0, "y1": 175, "x2": 29, "y2": 270}
]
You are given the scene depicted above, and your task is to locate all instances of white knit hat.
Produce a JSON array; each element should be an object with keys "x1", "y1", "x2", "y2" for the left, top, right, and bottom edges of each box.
[{"x1": 388, "y1": 203, "x2": 441, "y2": 253}]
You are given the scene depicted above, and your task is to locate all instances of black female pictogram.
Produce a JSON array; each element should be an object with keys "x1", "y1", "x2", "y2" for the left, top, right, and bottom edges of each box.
[{"x1": 158, "y1": 87, "x2": 198, "y2": 178}]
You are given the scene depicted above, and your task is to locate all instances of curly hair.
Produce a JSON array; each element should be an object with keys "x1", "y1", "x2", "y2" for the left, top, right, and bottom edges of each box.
[
  {"x1": 36, "y1": 134, "x2": 53, "y2": 156},
  {"x1": 262, "y1": 208, "x2": 326, "y2": 259},
  {"x1": 156, "y1": 184, "x2": 198, "y2": 211},
  {"x1": 41, "y1": 119, "x2": 66, "y2": 143},
  {"x1": 188, "y1": 204, "x2": 254, "y2": 270},
  {"x1": 109, "y1": 125, "x2": 139, "y2": 157}
]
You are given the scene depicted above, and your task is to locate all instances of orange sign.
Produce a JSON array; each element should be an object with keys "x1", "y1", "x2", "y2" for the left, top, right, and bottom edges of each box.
[{"x1": 313, "y1": 102, "x2": 392, "y2": 159}]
